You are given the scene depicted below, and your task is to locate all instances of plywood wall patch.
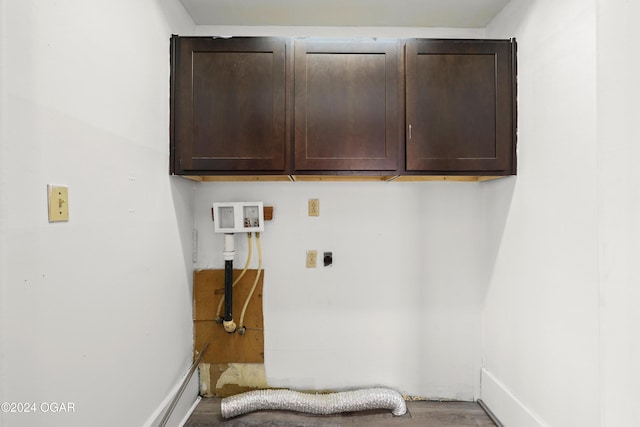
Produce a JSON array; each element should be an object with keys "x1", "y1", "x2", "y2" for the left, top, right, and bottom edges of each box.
[{"x1": 193, "y1": 269, "x2": 264, "y2": 364}]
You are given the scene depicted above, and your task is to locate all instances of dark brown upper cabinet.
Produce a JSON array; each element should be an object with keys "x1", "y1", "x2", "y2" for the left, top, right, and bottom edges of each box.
[
  {"x1": 293, "y1": 39, "x2": 402, "y2": 173},
  {"x1": 405, "y1": 39, "x2": 516, "y2": 175},
  {"x1": 170, "y1": 37, "x2": 289, "y2": 175},
  {"x1": 170, "y1": 37, "x2": 517, "y2": 180}
]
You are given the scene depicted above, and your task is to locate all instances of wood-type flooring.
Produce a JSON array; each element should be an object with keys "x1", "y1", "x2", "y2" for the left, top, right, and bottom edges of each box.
[{"x1": 185, "y1": 398, "x2": 498, "y2": 426}]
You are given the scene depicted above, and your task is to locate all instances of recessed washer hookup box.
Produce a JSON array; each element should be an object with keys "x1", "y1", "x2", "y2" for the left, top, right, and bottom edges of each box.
[{"x1": 213, "y1": 202, "x2": 264, "y2": 233}]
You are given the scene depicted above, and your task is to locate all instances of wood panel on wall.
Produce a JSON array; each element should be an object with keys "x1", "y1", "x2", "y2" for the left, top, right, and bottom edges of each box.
[{"x1": 193, "y1": 269, "x2": 264, "y2": 364}]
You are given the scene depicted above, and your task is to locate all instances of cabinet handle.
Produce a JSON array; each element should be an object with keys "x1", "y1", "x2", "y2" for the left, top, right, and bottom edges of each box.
[{"x1": 409, "y1": 124, "x2": 412, "y2": 139}]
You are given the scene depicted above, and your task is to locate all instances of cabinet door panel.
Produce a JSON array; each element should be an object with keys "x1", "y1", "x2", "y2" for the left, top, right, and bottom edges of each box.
[
  {"x1": 406, "y1": 40, "x2": 515, "y2": 173},
  {"x1": 295, "y1": 40, "x2": 400, "y2": 172},
  {"x1": 173, "y1": 37, "x2": 287, "y2": 173}
]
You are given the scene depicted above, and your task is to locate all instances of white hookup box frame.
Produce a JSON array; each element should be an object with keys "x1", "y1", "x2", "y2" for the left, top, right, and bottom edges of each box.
[{"x1": 213, "y1": 202, "x2": 264, "y2": 233}]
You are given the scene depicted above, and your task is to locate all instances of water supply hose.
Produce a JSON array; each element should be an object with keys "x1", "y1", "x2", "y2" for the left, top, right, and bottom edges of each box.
[
  {"x1": 239, "y1": 232, "x2": 262, "y2": 331},
  {"x1": 220, "y1": 388, "x2": 407, "y2": 419}
]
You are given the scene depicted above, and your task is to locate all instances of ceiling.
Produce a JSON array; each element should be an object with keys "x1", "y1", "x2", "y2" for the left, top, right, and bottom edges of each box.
[{"x1": 179, "y1": 0, "x2": 511, "y2": 28}]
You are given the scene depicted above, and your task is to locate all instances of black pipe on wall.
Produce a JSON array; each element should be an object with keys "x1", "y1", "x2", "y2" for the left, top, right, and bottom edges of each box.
[{"x1": 224, "y1": 259, "x2": 233, "y2": 323}]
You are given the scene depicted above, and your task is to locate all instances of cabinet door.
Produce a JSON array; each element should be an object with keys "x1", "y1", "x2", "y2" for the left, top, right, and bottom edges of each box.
[
  {"x1": 406, "y1": 39, "x2": 515, "y2": 174},
  {"x1": 294, "y1": 39, "x2": 401, "y2": 172},
  {"x1": 171, "y1": 37, "x2": 288, "y2": 174}
]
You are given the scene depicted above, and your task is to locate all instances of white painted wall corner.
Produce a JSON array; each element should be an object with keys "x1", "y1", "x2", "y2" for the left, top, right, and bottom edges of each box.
[{"x1": 480, "y1": 368, "x2": 549, "y2": 427}]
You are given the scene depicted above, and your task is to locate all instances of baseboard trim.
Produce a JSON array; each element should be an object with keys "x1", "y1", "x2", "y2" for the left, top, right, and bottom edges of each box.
[
  {"x1": 178, "y1": 396, "x2": 201, "y2": 427},
  {"x1": 477, "y1": 398, "x2": 504, "y2": 427},
  {"x1": 142, "y1": 371, "x2": 199, "y2": 427},
  {"x1": 480, "y1": 368, "x2": 550, "y2": 427}
]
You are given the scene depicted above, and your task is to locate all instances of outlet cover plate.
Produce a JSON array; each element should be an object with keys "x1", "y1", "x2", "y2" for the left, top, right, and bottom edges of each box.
[
  {"x1": 308, "y1": 199, "x2": 319, "y2": 217},
  {"x1": 306, "y1": 250, "x2": 317, "y2": 268}
]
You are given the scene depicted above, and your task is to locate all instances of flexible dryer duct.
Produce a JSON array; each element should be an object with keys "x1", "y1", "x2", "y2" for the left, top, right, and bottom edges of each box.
[{"x1": 220, "y1": 388, "x2": 407, "y2": 419}]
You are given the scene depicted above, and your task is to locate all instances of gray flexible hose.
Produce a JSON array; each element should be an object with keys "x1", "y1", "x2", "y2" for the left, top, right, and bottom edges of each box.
[{"x1": 221, "y1": 387, "x2": 407, "y2": 419}]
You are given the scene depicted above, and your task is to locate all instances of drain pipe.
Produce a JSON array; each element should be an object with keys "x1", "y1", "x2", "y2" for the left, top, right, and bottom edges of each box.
[
  {"x1": 222, "y1": 233, "x2": 236, "y2": 333},
  {"x1": 221, "y1": 388, "x2": 407, "y2": 419}
]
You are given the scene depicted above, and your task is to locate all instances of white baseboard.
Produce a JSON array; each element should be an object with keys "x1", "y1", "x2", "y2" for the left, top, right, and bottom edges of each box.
[
  {"x1": 178, "y1": 396, "x2": 202, "y2": 427},
  {"x1": 481, "y1": 368, "x2": 549, "y2": 427},
  {"x1": 143, "y1": 371, "x2": 200, "y2": 427}
]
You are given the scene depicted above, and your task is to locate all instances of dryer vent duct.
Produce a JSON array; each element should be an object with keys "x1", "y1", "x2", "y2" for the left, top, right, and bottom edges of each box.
[{"x1": 221, "y1": 387, "x2": 407, "y2": 419}]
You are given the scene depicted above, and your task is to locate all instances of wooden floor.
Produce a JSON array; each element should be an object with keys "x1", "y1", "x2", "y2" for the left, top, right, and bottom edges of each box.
[{"x1": 185, "y1": 398, "x2": 497, "y2": 427}]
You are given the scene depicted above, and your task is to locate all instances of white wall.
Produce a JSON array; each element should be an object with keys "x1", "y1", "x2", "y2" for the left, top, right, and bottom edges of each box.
[
  {"x1": 195, "y1": 181, "x2": 485, "y2": 399},
  {"x1": 481, "y1": 0, "x2": 602, "y2": 426},
  {"x1": 0, "y1": 1, "x2": 198, "y2": 426},
  {"x1": 596, "y1": 1, "x2": 640, "y2": 426}
]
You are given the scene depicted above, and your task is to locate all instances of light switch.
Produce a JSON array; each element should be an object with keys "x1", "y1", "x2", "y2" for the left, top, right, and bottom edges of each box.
[{"x1": 48, "y1": 185, "x2": 69, "y2": 222}]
